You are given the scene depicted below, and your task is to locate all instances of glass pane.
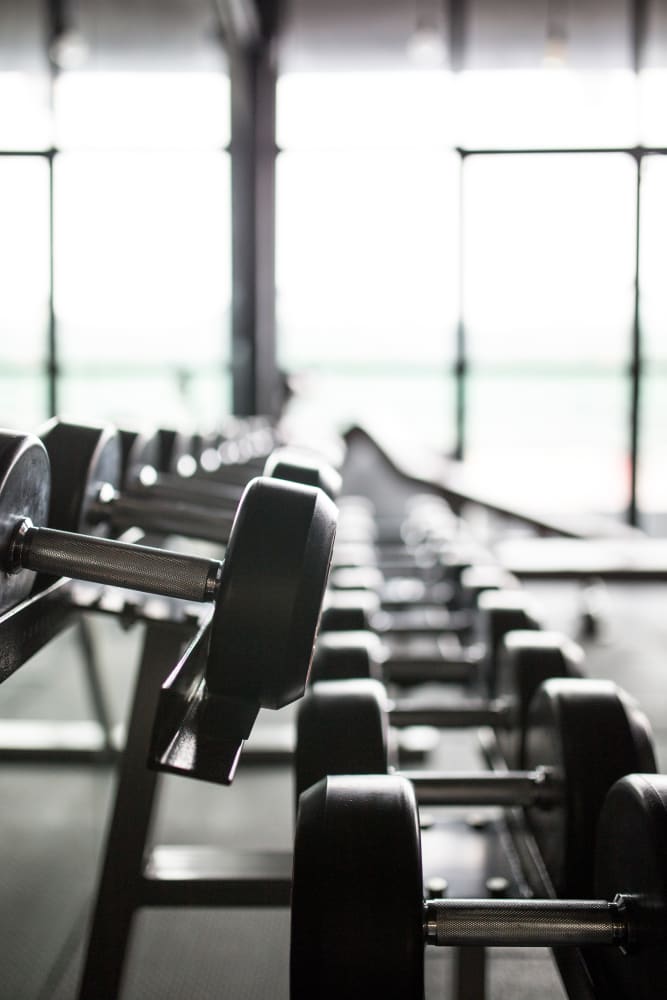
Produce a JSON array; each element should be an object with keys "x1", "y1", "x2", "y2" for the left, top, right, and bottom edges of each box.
[
  {"x1": 59, "y1": 370, "x2": 231, "y2": 430},
  {"x1": 277, "y1": 72, "x2": 453, "y2": 151},
  {"x1": 0, "y1": 73, "x2": 52, "y2": 150},
  {"x1": 640, "y1": 156, "x2": 667, "y2": 362},
  {"x1": 456, "y1": 70, "x2": 637, "y2": 149},
  {"x1": 55, "y1": 152, "x2": 231, "y2": 366},
  {"x1": 640, "y1": 70, "x2": 667, "y2": 146},
  {"x1": 277, "y1": 150, "x2": 459, "y2": 367},
  {"x1": 638, "y1": 372, "x2": 667, "y2": 522},
  {"x1": 0, "y1": 157, "x2": 50, "y2": 365},
  {"x1": 466, "y1": 374, "x2": 629, "y2": 512},
  {"x1": 54, "y1": 72, "x2": 230, "y2": 150},
  {"x1": 285, "y1": 372, "x2": 456, "y2": 454},
  {"x1": 0, "y1": 374, "x2": 47, "y2": 430},
  {"x1": 463, "y1": 153, "x2": 636, "y2": 363}
]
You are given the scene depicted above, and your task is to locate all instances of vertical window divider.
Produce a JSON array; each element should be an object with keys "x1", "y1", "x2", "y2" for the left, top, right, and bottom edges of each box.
[{"x1": 628, "y1": 148, "x2": 643, "y2": 527}]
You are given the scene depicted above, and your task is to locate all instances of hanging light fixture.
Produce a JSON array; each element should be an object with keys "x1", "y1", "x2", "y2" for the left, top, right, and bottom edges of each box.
[
  {"x1": 407, "y1": 0, "x2": 447, "y2": 66},
  {"x1": 48, "y1": 0, "x2": 89, "y2": 71},
  {"x1": 543, "y1": 0, "x2": 569, "y2": 68}
]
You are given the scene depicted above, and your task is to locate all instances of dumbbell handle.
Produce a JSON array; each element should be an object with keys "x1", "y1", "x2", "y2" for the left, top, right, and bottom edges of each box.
[
  {"x1": 9, "y1": 521, "x2": 221, "y2": 603},
  {"x1": 89, "y1": 490, "x2": 234, "y2": 544},
  {"x1": 425, "y1": 897, "x2": 629, "y2": 947},
  {"x1": 126, "y1": 473, "x2": 243, "y2": 507},
  {"x1": 390, "y1": 697, "x2": 514, "y2": 729},
  {"x1": 403, "y1": 767, "x2": 559, "y2": 807}
]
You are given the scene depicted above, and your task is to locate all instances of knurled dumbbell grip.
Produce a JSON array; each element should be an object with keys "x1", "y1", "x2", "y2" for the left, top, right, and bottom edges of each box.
[
  {"x1": 425, "y1": 899, "x2": 626, "y2": 947},
  {"x1": 17, "y1": 525, "x2": 221, "y2": 603}
]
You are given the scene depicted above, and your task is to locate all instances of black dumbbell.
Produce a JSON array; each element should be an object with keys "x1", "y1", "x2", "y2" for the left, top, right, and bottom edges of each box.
[
  {"x1": 0, "y1": 430, "x2": 337, "y2": 770},
  {"x1": 301, "y1": 629, "x2": 584, "y2": 771},
  {"x1": 295, "y1": 676, "x2": 655, "y2": 898},
  {"x1": 40, "y1": 421, "x2": 340, "y2": 544},
  {"x1": 311, "y1": 588, "x2": 544, "y2": 688},
  {"x1": 291, "y1": 770, "x2": 667, "y2": 1000}
]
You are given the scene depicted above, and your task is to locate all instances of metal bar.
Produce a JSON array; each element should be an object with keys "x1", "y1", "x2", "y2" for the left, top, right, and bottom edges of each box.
[
  {"x1": 75, "y1": 616, "x2": 116, "y2": 757},
  {"x1": 628, "y1": 153, "x2": 642, "y2": 526},
  {"x1": 454, "y1": 150, "x2": 466, "y2": 460},
  {"x1": 78, "y1": 620, "x2": 195, "y2": 1000},
  {"x1": 17, "y1": 526, "x2": 221, "y2": 602},
  {"x1": 458, "y1": 146, "x2": 667, "y2": 157},
  {"x1": 390, "y1": 698, "x2": 510, "y2": 729},
  {"x1": 425, "y1": 899, "x2": 626, "y2": 947},
  {"x1": 405, "y1": 769, "x2": 558, "y2": 807},
  {"x1": 452, "y1": 945, "x2": 486, "y2": 1000},
  {"x1": 100, "y1": 492, "x2": 235, "y2": 544},
  {"x1": 0, "y1": 578, "x2": 76, "y2": 684},
  {"x1": 47, "y1": 150, "x2": 57, "y2": 416}
]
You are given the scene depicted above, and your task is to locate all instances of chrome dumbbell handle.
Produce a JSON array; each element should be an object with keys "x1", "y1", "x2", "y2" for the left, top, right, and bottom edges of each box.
[
  {"x1": 390, "y1": 697, "x2": 515, "y2": 729},
  {"x1": 403, "y1": 767, "x2": 559, "y2": 808},
  {"x1": 425, "y1": 897, "x2": 629, "y2": 947},
  {"x1": 8, "y1": 519, "x2": 221, "y2": 603},
  {"x1": 88, "y1": 488, "x2": 235, "y2": 544}
]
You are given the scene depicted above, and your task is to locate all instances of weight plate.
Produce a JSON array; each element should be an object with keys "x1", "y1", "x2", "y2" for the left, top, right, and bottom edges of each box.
[
  {"x1": 476, "y1": 589, "x2": 543, "y2": 696},
  {"x1": 295, "y1": 679, "x2": 390, "y2": 804},
  {"x1": 155, "y1": 428, "x2": 193, "y2": 474},
  {"x1": 320, "y1": 589, "x2": 382, "y2": 632},
  {"x1": 39, "y1": 420, "x2": 120, "y2": 535},
  {"x1": 495, "y1": 631, "x2": 585, "y2": 768},
  {"x1": 0, "y1": 432, "x2": 50, "y2": 613},
  {"x1": 588, "y1": 774, "x2": 667, "y2": 1000},
  {"x1": 291, "y1": 774, "x2": 424, "y2": 1000},
  {"x1": 523, "y1": 678, "x2": 656, "y2": 897},
  {"x1": 264, "y1": 447, "x2": 342, "y2": 500},
  {"x1": 119, "y1": 429, "x2": 161, "y2": 488},
  {"x1": 207, "y1": 476, "x2": 337, "y2": 709},
  {"x1": 310, "y1": 629, "x2": 385, "y2": 682}
]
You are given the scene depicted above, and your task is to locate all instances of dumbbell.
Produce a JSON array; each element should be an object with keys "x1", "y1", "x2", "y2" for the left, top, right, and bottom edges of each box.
[
  {"x1": 40, "y1": 420, "x2": 339, "y2": 544},
  {"x1": 295, "y1": 676, "x2": 655, "y2": 898},
  {"x1": 300, "y1": 628, "x2": 584, "y2": 778},
  {"x1": 123, "y1": 427, "x2": 341, "y2": 508},
  {"x1": 291, "y1": 771, "x2": 667, "y2": 1000},
  {"x1": 0, "y1": 430, "x2": 337, "y2": 773},
  {"x1": 312, "y1": 587, "x2": 544, "y2": 688}
]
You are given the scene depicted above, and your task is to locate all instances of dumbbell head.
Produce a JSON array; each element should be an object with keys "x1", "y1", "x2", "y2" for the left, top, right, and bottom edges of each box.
[
  {"x1": 310, "y1": 630, "x2": 385, "y2": 683},
  {"x1": 39, "y1": 419, "x2": 120, "y2": 534},
  {"x1": 476, "y1": 589, "x2": 543, "y2": 695},
  {"x1": 263, "y1": 447, "x2": 342, "y2": 501},
  {"x1": 591, "y1": 774, "x2": 667, "y2": 999},
  {"x1": 495, "y1": 630, "x2": 585, "y2": 767},
  {"x1": 292, "y1": 772, "x2": 667, "y2": 1000},
  {"x1": 319, "y1": 589, "x2": 382, "y2": 632},
  {"x1": 524, "y1": 677, "x2": 656, "y2": 897},
  {"x1": 295, "y1": 678, "x2": 390, "y2": 805},
  {"x1": 0, "y1": 432, "x2": 50, "y2": 613},
  {"x1": 292, "y1": 773, "x2": 424, "y2": 1000},
  {"x1": 118, "y1": 429, "x2": 162, "y2": 488},
  {"x1": 206, "y1": 476, "x2": 338, "y2": 710},
  {"x1": 295, "y1": 676, "x2": 656, "y2": 897}
]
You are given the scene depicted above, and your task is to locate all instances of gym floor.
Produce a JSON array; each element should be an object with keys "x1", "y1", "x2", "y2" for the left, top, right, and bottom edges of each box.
[{"x1": 1, "y1": 451, "x2": 666, "y2": 1000}]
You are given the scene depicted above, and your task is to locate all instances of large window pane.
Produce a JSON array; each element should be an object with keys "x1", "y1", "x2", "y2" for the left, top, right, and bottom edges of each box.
[
  {"x1": 285, "y1": 372, "x2": 456, "y2": 454},
  {"x1": 54, "y1": 151, "x2": 231, "y2": 425},
  {"x1": 54, "y1": 73, "x2": 230, "y2": 151},
  {"x1": 0, "y1": 157, "x2": 50, "y2": 428},
  {"x1": 277, "y1": 150, "x2": 459, "y2": 368},
  {"x1": 277, "y1": 72, "x2": 453, "y2": 151},
  {"x1": 463, "y1": 153, "x2": 636, "y2": 363},
  {"x1": 639, "y1": 156, "x2": 667, "y2": 363},
  {"x1": 59, "y1": 370, "x2": 231, "y2": 430},
  {"x1": 466, "y1": 373, "x2": 629, "y2": 512},
  {"x1": 638, "y1": 156, "x2": 667, "y2": 522},
  {"x1": 456, "y1": 70, "x2": 638, "y2": 150}
]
